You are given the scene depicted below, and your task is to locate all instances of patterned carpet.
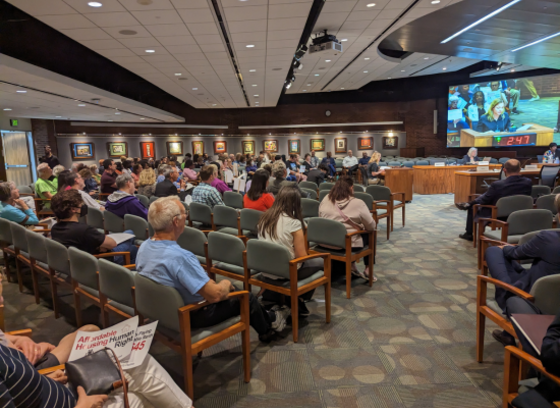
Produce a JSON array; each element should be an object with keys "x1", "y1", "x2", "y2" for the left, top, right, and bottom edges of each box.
[{"x1": 3, "y1": 194, "x2": 506, "y2": 408}]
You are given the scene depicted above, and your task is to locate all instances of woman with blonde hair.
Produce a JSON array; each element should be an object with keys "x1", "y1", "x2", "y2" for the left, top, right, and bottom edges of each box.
[
  {"x1": 360, "y1": 151, "x2": 385, "y2": 185},
  {"x1": 89, "y1": 164, "x2": 101, "y2": 183},
  {"x1": 477, "y1": 99, "x2": 511, "y2": 133},
  {"x1": 137, "y1": 168, "x2": 157, "y2": 197}
]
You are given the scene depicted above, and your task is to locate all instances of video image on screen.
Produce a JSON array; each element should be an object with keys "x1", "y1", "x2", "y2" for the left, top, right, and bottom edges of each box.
[{"x1": 446, "y1": 73, "x2": 560, "y2": 149}]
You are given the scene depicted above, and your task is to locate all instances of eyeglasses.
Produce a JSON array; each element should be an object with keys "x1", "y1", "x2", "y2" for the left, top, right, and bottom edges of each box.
[{"x1": 172, "y1": 212, "x2": 186, "y2": 220}]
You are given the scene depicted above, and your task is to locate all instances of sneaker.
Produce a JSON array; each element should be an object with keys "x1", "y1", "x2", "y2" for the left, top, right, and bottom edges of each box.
[
  {"x1": 455, "y1": 202, "x2": 469, "y2": 211},
  {"x1": 555, "y1": 127, "x2": 559, "y2": 133},
  {"x1": 528, "y1": 96, "x2": 540, "y2": 102},
  {"x1": 492, "y1": 329, "x2": 516, "y2": 347},
  {"x1": 271, "y1": 305, "x2": 291, "y2": 332},
  {"x1": 258, "y1": 330, "x2": 276, "y2": 343},
  {"x1": 459, "y1": 233, "x2": 473, "y2": 241},
  {"x1": 298, "y1": 299, "x2": 310, "y2": 317}
]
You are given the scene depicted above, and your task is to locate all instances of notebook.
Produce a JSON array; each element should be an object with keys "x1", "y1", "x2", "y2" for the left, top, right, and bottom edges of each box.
[{"x1": 510, "y1": 314, "x2": 555, "y2": 355}]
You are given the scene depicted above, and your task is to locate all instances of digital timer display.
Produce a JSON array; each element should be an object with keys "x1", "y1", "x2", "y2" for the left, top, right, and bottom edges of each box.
[{"x1": 492, "y1": 133, "x2": 537, "y2": 147}]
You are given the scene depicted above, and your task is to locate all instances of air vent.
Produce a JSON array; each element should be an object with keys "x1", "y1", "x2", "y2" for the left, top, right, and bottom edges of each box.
[
  {"x1": 137, "y1": 0, "x2": 153, "y2": 5},
  {"x1": 178, "y1": 77, "x2": 188, "y2": 81},
  {"x1": 119, "y1": 30, "x2": 137, "y2": 35},
  {"x1": 272, "y1": 68, "x2": 282, "y2": 71}
]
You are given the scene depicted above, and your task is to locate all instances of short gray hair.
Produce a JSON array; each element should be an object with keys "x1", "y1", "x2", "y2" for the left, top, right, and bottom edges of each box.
[
  {"x1": 53, "y1": 165, "x2": 65, "y2": 177},
  {"x1": 148, "y1": 196, "x2": 182, "y2": 232},
  {"x1": 37, "y1": 163, "x2": 50, "y2": 175},
  {"x1": 272, "y1": 160, "x2": 286, "y2": 179},
  {"x1": 116, "y1": 173, "x2": 133, "y2": 189},
  {"x1": 162, "y1": 165, "x2": 174, "y2": 179},
  {"x1": 468, "y1": 147, "x2": 478, "y2": 156}
]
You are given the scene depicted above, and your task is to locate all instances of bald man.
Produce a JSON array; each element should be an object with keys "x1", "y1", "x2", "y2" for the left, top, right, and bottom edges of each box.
[{"x1": 456, "y1": 159, "x2": 532, "y2": 241}]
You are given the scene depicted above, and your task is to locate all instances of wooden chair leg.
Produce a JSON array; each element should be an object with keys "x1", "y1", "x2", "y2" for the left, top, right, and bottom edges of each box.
[
  {"x1": 476, "y1": 311, "x2": 485, "y2": 363},
  {"x1": 386, "y1": 217, "x2": 390, "y2": 240},
  {"x1": 30, "y1": 268, "x2": 40, "y2": 305},
  {"x1": 241, "y1": 323, "x2": 251, "y2": 383},
  {"x1": 391, "y1": 210, "x2": 394, "y2": 232},
  {"x1": 184, "y1": 348, "x2": 194, "y2": 399},
  {"x1": 368, "y1": 252, "x2": 374, "y2": 287},
  {"x1": 291, "y1": 293, "x2": 299, "y2": 343},
  {"x1": 3, "y1": 251, "x2": 13, "y2": 283},
  {"x1": 402, "y1": 205, "x2": 405, "y2": 227},
  {"x1": 345, "y1": 261, "x2": 352, "y2": 299},
  {"x1": 15, "y1": 258, "x2": 23, "y2": 293},
  {"x1": 503, "y1": 348, "x2": 520, "y2": 408},
  {"x1": 73, "y1": 292, "x2": 82, "y2": 328},
  {"x1": 325, "y1": 283, "x2": 331, "y2": 324},
  {"x1": 51, "y1": 280, "x2": 60, "y2": 319}
]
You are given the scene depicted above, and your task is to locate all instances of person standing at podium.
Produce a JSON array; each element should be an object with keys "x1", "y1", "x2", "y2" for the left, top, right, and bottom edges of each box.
[
  {"x1": 477, "y1": 99, "x2": 511, "y2": 133},
  {"x1": 462, "y1": 147, "x2": 481, "y2": 164}
]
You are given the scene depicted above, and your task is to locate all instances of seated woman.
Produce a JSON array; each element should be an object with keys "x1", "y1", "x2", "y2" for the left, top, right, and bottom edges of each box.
[
  {"x1": 208, "y1": 163, "x2": 232, "y2": 195},
  {"x1": 318, "y1": 177, "x2": 377, "y2": 281},
  {"x1": 477, "y1": 99, "x2": 511, "y2": 133},
  {"x1": 361, "y1": 152, "x2": 385, "y2": 185},
  {"x1": 244, "y1": 169, "x2": 274, "y2": 211},
  {"x1": 78, "y1": 168, "x2": 98, "y2": 195},
  {"x1": 137, "y1": 168, "x2": 157, "y2": 198},
  {"x1": 543, "y1": 142, "x2": 560, "y2": 163},
  {"x1": 462, "y1": 147, "x2": 481, "y2": 164},
  {"x1": 258, "y1": 185, "x2": 323, "y2": 316},
  {"x1": 90, "y1": 164, "x2": 101, "y2": 184},
  {"x1": 131, "y1": 163, "x2": 143, "y2": 186},
  {"x1": 267, "y1": 161, "x2": 307, "y2": 198},
  {"x1": 181, "y1": 159, "x2": 198, "y2": 182},
  {"x1": 0, "y1": 182, "x2": 38, "y2": 225}
]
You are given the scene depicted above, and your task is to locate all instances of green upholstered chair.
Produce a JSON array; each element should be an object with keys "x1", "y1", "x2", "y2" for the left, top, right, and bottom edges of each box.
[
  {"x1": 366, "y1": 185, "x2": 405, "y2": 234},
  {"x1": 133, "y1": 274, "x2": 251, "y2": 398},
  {"x1": 353, "y1": 192, "x2": 379, "y2": 250},
  {"x1": 245, "y1": 239, "x2": 330, "y2": 343},
  {"x1": 302, "y1": 198, "x2": 319, "y2": 224},
  {"x1": 149, "y1": 196, "x2": 158, "y2": 205},
  {"x1": 531, "y1": 185, "x2": 551, "y2": 200},
  {"x1": 135, "y1": 194, "x2": 150, "y2": 209},
  {"x1": 188, "y1": 202, "x2": 215, "y2": 231},
  {"x1": 0, "y1": 218, "x2": 16, "y2": 283},
  {"x1": 68, "y1": 247, "x2": 102, "y2": 327},
  {"x1": 353, "y1": 184, "x2": 365, "y2": 192},
  {"x1": 44, "y1": 238, "x2": 73, "y2": 319},
  {"x1": 10, "y1": 223, "x2": 31, "y2": 293},
  {"x1": 87, "y1": 207, "x2": 104, "y2": 233},
  {"x1": 213, "y1": 205, "x2": 240, "y2": 236},
  {"x1": 239, "y1": 209, "x2": 262, "y2": 242},
  {"x1": 103, "y1": 210, "x2": 125, "y2": 233},
  {"x1": 301, "y1": 188, "x2": 318, "y2": 200},
  {"x1": 26, "y1": 229, "x2": 49, "y2": 305},
  {"x1": 535, "y1": 194, "x2": 558, "y2": 215},
  {"x1": 318, "y1": 182, "x2": 335, "y2": 191},
  {"x1": 98, "y1": 258, "x2": 137, "y2": 326},
  {"x1": 223, "y1": 191, "x2": 243, "y2": 209},
  {"x1": 319, "y1": 189, "x2": 329, "y2": 202},
  {"x1": 300, "y1": 181, "x2": 319, "y2": 192},
  {"x1": 177, "y1": 227, "x2": 211, "y2": 270},
  {"x1": 124, "y1": 214, "x2": 149, "y2": 245}
]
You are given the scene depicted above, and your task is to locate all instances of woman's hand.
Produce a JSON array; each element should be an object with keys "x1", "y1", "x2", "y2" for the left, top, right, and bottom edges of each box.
[
  {"x1": 13, "y1": 199, "x2": 29, "y2": 211},
  {"x1": 13, "y1": 337, "x2": 49, "y2": 364},
  {"x1": 46, "y1": 370, "x2": 67, "y2": 384},
  {"x1": 75, "y1": 386, "x2": 108, "y2": 408}
]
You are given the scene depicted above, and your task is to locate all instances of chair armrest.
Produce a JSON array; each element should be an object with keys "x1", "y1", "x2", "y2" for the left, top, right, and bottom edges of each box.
[
  {"x1": 391, "y1": 192, "x2": 405, "y2": 201},
  {"x1": 178, "y1": 290, "x2": 249, "y2": 313},
  {"x1": 94, "y1": 252, "x2": 131, "y2": 265},
  {"x1": 38, "y1": 364, "x2": 65, "y2": 375},
  {"x1": 373, "y1": 200, "x2": 391, "y2": 204},
  {"x1": 289, "y1": 253, "x2": 330, "y2": 266},
  {"x1": 505, "y1": 346, "x2": 560, "y2": 386},
  {"x1": 477, "y1": 275, "x2": 535, "y2": 301},
  {"x1": 6, "y1": 329, "x2": 32, "y2": 337},
  {"x1": 478, "y1": 237, "x2": 513, "y2": 247},
  {"x1": 123, "y1": 264, "x2": 136, "y2": 270},
  {"x1": 345, "y1": 230, "x2": 368, "y2": 238}
]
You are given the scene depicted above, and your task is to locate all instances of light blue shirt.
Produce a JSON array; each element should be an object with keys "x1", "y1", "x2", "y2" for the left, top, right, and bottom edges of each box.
[
  {"x1": 0, "y1": 203, "x2": 38, "y2": 225},
  {"x1": 136, "y1": 239, "x2": 209, "y2": 305}
]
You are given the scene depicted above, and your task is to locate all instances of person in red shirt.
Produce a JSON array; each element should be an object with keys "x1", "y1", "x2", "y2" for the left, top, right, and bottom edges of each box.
[{"x1": 243, "y1": 169, "x2": 274, "y2": 211}]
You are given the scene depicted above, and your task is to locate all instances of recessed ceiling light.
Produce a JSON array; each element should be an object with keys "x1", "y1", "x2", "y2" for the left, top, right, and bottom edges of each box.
[
  {"x1": 341, "y1": 87, "x2": 345, "y2": 89},
  {"x1": 401, "y1": 70, "x2": 405, "y2": 72},
  {"x1": 252, "y1": 84, "x2": 257, "y2": 87},
  {"x1": 307, "y1": 83, "x2": 311, "y2": 86},
  {"x1": 341, "y1": 39, "x2": 348, "y2": 42},
  {"x1": 511, "y1": 69, "x2": 515, "y2": 72},
  {"x1": 16, "y1": 90, "x2": 27, "y2": 93},
  {"x1": 512, "y1": 31, "x2": 560, "y2": 52},
  {"x1": 83, "y1": 132, "x2": 86, "y2": 135},
  {"x1": 325, "y1": 59, "x2": 331, "y2": 62},
  {"x1": 78, "y1": 104, "x2": 86, "y2": 107},
  {"x1": 249, "y1": 69, "x2": 256, "y2": 72},
  {"x1": 367, "y1": 3, "x2": 376, "y2": 7},
  {"x1": 174, "y1": 73, "x2": 182, "y2": 76},
  {"x1": 442, "y1": 67, "x2": 447, "y2": 70},
  {"x1": 192, "y1": 87, "x2": 198, "y2": 90},
  {"x1": 246, "y1": 44, "x2": 255, "y2": 48},
  {"x1": 364, "y1": 57, "x2": 370, "y2": 60},
  {"x1": 302, "y1": 90, "x2": 307, "y2": 92},
  {"x1": 55, "y1": 115, "x2": 61, "y2": 118},
  {"x1": 212, "y1": 104, "x2": 217, "y2": 106},
  {"x1": 115, "y1": 112, "x2": 121, "y2": 114},
  {"x1": 119, "y1": 29, "x2": 137, "y2": 35},
  {"x1": 388, "y1": 77, "x2": 392, "y2": 79},
  {"x1": 314, "y1": 74, "x2": 319, "y2": 76},
  {"x1": 108, "y1": 120, "x2": 113, "y2": 122},
  {"x1": 431, "y1": 0, "x2": 440, "y2": 3},
  {"x1": 424, "y1": 57, "x2": 429, "y2": 60},
  {"x1": 140, "y1": 117, "x2": 145, "y2": 120},
  {"x1": 363, "y1": 70, "x2": 368, "y2": 73},
  {"x1": 88, "y1": 1, "x2": 102, "y2": 7},
  {"x1": 254, "y1": 95, "x2": 259, "y2": 97},
  {"x1": 145, "y1": 49, "x2": 155, "y2": 53},
  {"x1": 3, "y1": 108, "x2": 12, "y2": 111}
]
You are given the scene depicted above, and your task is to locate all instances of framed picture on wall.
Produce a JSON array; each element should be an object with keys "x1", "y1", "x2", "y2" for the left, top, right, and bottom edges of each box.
[
  {"x1": 213, "y1": 140, "x2": 227, "y2": 154},
  {"x1": 192, "y1": 141, "x2": 204, "y2": 156},
  {"x1": 288, "y1": 139, "x2": 300, "y2": 155},
  {"x1": 263, "y1": 140, "x2": 278, "y2": 153},
  {"x1": 334, "y1": 137, "x2": 347, "y2": 154},
  {"x1": 242, "y1": 140, "x2": 255, "y2": 155},
  {"x1": 139, "y1": 141, "x2": 156, "y2": 159},
  {"x1": 310, "y1": 138, "x2": 325, "y2": 151},
  {"x1": 70, "y1": 143, "x2": 95, "y2": 160},
  {"x1": 166, "y1": 141, "x2": 183, "y2": 156},
  {"x1": 107, "y1": 142, "x2": 128, "y2": 158},
  {"x1": 382, "y1": 136, "x2": 398, "y2": 149},
  {"x1": 357, "y1": 137, "x2": 373, "y2": 150}
]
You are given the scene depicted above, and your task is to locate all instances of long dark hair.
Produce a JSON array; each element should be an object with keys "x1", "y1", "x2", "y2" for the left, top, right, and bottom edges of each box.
[
  {"x1": 57, "y1": 170, "x2": 72, "y2": 193},
  {"x1": 257, "y1": 185, "x2": 303, "y2": 239},
  {"x1": 247, "y1": 169, "x2": 269, "y2": 201},
  {"x1": 329, "y1": 177, "x2": 354, "y2": 204}
]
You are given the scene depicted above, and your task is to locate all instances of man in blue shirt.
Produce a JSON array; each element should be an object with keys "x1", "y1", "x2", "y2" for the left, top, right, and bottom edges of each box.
[
  {"x1": 136, "y1": 196, "x2": 289, "y2": 342},
  {"x1": 358, "y1": 152, "x2": 370, "y2": 166},
  {"x1": 0, "y1": 183, "x2": 38, "y2": 225},
  {"x1": 320, "y1": 152, "x2": 336, "y2": 179}
]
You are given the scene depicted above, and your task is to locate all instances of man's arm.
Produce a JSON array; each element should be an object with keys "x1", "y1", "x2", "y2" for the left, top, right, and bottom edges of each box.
[
  {"x1": 503, "y1": 233, "x2": 543, "y2": 261},
  {"x1": 541, "y1": 310, "x2": 560, "y2": 377},
  {"x1": 197, "y1": 279, "x2": 234, "y2": 304}
]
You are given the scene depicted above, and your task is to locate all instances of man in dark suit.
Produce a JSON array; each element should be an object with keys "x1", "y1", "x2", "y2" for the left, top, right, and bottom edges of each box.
[
  {"x1": 456, "y1": 159, "x2": 532, "y2": 241},
  {"x1": 320, "y1": 152, "x2": 336, "y2": 179},
  {"x1": 154, "y1": 165, "x2": 185, "y2": 198}
]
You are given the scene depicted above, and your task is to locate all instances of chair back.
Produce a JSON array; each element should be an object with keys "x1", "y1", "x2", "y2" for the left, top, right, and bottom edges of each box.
[
  {"x1": 213, "y1": 205, "x2": 238, "y2": 229},
  {"x1": 379, "y1": 161, "x2": 388, "y2": 166},
  {"x1": 208, "y1": 232, "x2": 245, "y2": 266},
  {"x1": 26, "y1": 230, "x2": 48, "y2": 263},
  {"x1": 177, "y1": 227, "x2": 207, "y2": 258},
  {"x1": 302, "y1": 198, "x2": 319, "y2": 219},
  {"x1": 134, "y1": 274, "x2": 183, "y2": 332},
  {"x1": 499, "y1": 167, "x2": 507, "y2": 180},
  {"x1": 124, "y1": 214, "x2": 149, "y2": 241},
  {"x1": 68, "y1": 247, "x2": 99, "y2": 289},
  {"x1": 246, "y1": 240, "x2": 292, "y2": 279},
  {"x1": 354, "y1": 192, "x2": 373, "y2": 210},
  {"x1": 0, "y1": 218, "x2": 13, "y2": 244},
  {"x1": 353, "y1": 185, "x2": 365, "y2": 192},
  {"x1": 537, "y1": 155, "x2": 544, "y2": 163},
  {"x1": 301, "y1": 188, "x2": 318, "y2": 199},
  {"x1": 507, "y1": 209, "x2": 554, "y2": 236},
  {"x1": 531, "y1": 185, "x2": 551, "y2": 200},
  {"x1": 539, "y1": 165, "x2": 560, "y2": 188},
  {"x1": 498, "y1": 157, "x2": 509, "y2": 164},
  {"x1": 45, "y1": 239, "x2": 70, "y2": 275},
  {"x1": 530, "y1": 274, "x2": 560, "y2": 315},
  {"x1": 495, "y1": 195, "x2": 534, "y2": 218},
  {"x1": 307, "y1": 217, "x2": 347, "y2": 248},
  {"x1": 240, "y1": 209, "x2": 262, "y2": 234},
  {"x1": 87, "y1": 207, "x2": 104, "y2": 230},
  {"x1": 10, "y1": 223, "x2": 29, "y2": 253},
  {"x1": 518, "y1": 228, "x2": 558, "y2": 246},
  {"x1": 223, "y1": 191, "x2": 243, "y2": 209},
  {"x1": 366, "y1": 185, "x2": 391, "y2": 201},
  {"x1": 415, "y1": 160, "x2": 429, "y2": 166},
  {"x1": 388, "y1": 161, "x2": 401, "y2": 167},
  {"x1": 104, "y1": 210, "x2": 125, "y2": 233},
  {"x1": 189, "y1": 202, "x2": 213, "y2": 225},
  {"x1": 319, "y1": 190, "x2": 329, "y2": 202},
  {"x1": 318, "y1": 182, "x2": 335, "y2": 191},
  {"x1": 98, "y1": 259, "x2": 135, "y2": 308},
  {"x1": 489, "y1": 158, "x2": 498, "y2": 164},
  {"x1": 300, "y1": 181, "x2": 318, "y2": 191},
  {"x1": 552, "y1": 186, "x2": 560, "y2": 195},
  {"x1": 535, "y1": 194, "x2": 558, "y2": 215},
  {"x1": 135, "y1": 194, "x2": 150, "y2": 209},
  {"x1": 149, "y1": 196, "x2": 159, "y2": 205},
  {"x1": 403, "y1": 161, "x2": 414, "y2": 168},
  {"x1": 17, "y1": 185, "x2": 33, "y2": 195},
  {"x1": 335, "y1": 159, "x2": 343, "y2": 168}
]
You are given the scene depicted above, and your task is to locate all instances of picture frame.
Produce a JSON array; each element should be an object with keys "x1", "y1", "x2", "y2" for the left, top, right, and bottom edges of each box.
[
  {"x1": 213, "y1": 140, "x2": 227, "y2": 154},
  {"x1": 263, "y1": 140, "x2": 279, "y2": 153},
  {"x1": 288, "y1": 139, "x2": 300, "y2": 155},
  {"x1": 139, "y1": 141, "x2": 156, "y2": 159},
  {"x1": 70, "y1": 142, "x2": 95, "y2": 160},
  {"x1": 310, "y1": 138, "x2": 325, "y2": 152},
  {"x1": 107, "y1": 142, "x2": 128, "y2": 158},
  {"x1": 166, "y1": 141, "x2": 183, "y2": 156},
  {"x1": 242, "y1": 140, "x2": 255, "y2": 155},
  {"x1": 357, "y1": 137, "x2": 374, "y2": 150},
  {"x1": 192, "y1": 141, "x2": 204, "y2": 156},
  {"x1": 334, "y1": 137, "x2": 347, "y2": 154},
  {"x1": 382, "y1": 136, "x2": 398, "y2": 150}
]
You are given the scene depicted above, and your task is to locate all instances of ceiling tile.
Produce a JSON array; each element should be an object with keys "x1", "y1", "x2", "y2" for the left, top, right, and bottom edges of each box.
[
  {"x1": 268, "y1": 2, "x2": 312, "y2": 18},
  {"x1": 177, "y1": 8, "x2": 215, "y2": 23},
  {"x1": 199, "y1": 43, "x2": 227, "y2": 52},
  {"x1": 60, "y1": 28, "x2": 113, "y2": 40},
  {"x1": 195, "y1": 35, "x2": 224, "y2": 44},
  {"x1": 187, "y1": 23, "x2": 221, "y2": 35},
  {"x1": 227, "y1": 20, "x2": 267, "y2": 33},
  {"x1": 377, "y1": 8, "x2": 403, "y2": 19},
  {"x1": 146, "y1": 24, "x2": 192, "y2": 37},
  {"x1": 221, "y1": 0, "x2": 268, "y2": 6},
  {"x1": 96, "y1": 48, "x2": 137, "y2": 57},
  {"x1": 156, "y1": 35, "x2": 197, "y2": 45},
  {"x1": 103, "y1": 25, "x2": 152, "y2": 38},
  {"x1": 85, "y1": 11, "x2": 140, "y2": 27},
  {"x1": 346, "y1": 9, "x2": 381, "y2": 21},
  {"x1": 38, "y1": 14, "x2": 97, "y2": 30},
  {"x1": 5, "y1": 0, "x2": 75, "y2": 15},
  {"x1": 118, "y1": 0, "x2": 174, "y2": 11},
  {"x1": 170, "y1": 0, "x2": 209, "y2": 8},
  {"x1": 268, "y1": 17, "x2": 306, "y2": 30},
  {"x1": 130, "y1": 9, "x2": 183, "y2": 25},
  {"x1": 164, "y1": 44, "x2": 203, "y2": 54},
  {"x1": 132, "y1": 45, "x2": 171, "y2": 55},
  {"x1": 322, "y1": 1, "x2": 357, "y2": 13},
  {"x1": 224, "y1": 5, "x2": 268, "y2": 21},
  {"x1": 118, "y1": 36, "x2": 160, "y2": 48},
  {"x1": 64, "y1": 0, "x2": 126, "y2": 13},
  {"x1": 79, "y1": 39, "x2": 126, "y2": 50}
]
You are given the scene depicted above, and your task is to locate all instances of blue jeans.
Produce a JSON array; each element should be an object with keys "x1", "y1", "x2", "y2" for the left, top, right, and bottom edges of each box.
[
  {"x1": 327, "y1": 164, "x2": 336, "y2": 177},
  {"x1": 112, "y1": 229, "x2": 138, "y2": 265}
]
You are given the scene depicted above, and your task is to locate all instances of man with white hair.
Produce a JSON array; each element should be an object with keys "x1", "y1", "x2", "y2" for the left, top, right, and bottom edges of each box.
[
  {"x1": 136, "y1": 197, "x2": 289, "y2": 342},
  {"x1": 106, "y1": 174, "x2": 147, "y2": 219},
  {"x1": 35, "y1": 163, "x2": 57, "y2": 207},
  {"x1": 267, "y1": 161, "x2": 307, "y2": 197}
]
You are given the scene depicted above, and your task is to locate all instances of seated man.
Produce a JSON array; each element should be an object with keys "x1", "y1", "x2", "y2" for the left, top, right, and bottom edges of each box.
[
  {"x1": 154, "y1": 165, "x2": 185, "y2": 198},
  {"x1": 192, "y1": 165, "x2": 225, "y2": 209},
  {"x1": 66, "y1": 172, "x2": 104, "y2": 211},
  {"x1": 208, "y1": 163, "x2": 231, "y2": 195},
  {"x1": 106, "y1": 174, "x2": 148, "y2": 220},
  {"x1": 100, "y1": 158, "x2": 118, "y2": 194},
  {"x1": 306, "y1": 164, "x2": 329, "y2": 187},
  {"x1": 0, "y1": 182, "x2": 38, "y2": 225},
  {"x1": 136, "y1": 196, "x2": 289, "y2": 342},
  {"x1": 35, "y1": 163, "x2": 58, "y2": 208},
  {"x1": 342, "y1": 150, "x2": 359, "y2": 177},
  {"x1": 320, "y1": 152, "x2": 336, "y2": 178},
  {"x1": 286, "y1": 154, "x2": 306, "y2": 182},
  {"x1": 309, "y1": 150, "x2": 320, "y2": 169},
  {"x1": 456, "y1": 159, "x2": 532, "y2": 241},
  {"x1": 267, "y1": 161, "x2": 307, "y2": 198},
  {"x1": 50, "y1": 189, "x2": 137, "y2": 265},
  {"x1": 358, "y1": 152, "x2": 370, "y2": 169}
]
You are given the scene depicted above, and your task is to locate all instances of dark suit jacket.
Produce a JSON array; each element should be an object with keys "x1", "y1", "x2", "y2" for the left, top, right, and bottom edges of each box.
[
  {"x1": 503, "y1": 230, "x2": 560, "y2": 294},
  {"x1": 469, "y1": 175, "x2": 532, "y2": 219},
  {"x1": 154, "y1": 179, "x2": 178, "y2": 197},
  {"x1": 462, "y1": 155, "x2": 481, "y2": 163},
  {"x1": 543, "y1": 309, "x2": 560, "y2": 377},
  {"x1": 321, "y1": 157, "x2": 335, "y2": 166}
]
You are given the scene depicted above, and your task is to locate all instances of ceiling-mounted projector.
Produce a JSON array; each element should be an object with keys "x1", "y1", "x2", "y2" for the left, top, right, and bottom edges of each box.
[{"x1": 309, "y1": 30, "x2": 343, "y2": 56}]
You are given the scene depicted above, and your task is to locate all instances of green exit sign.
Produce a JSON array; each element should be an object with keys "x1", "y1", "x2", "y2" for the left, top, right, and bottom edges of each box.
[{"x1": 9, "y1": 119, "x2": 18, "y2": 127}]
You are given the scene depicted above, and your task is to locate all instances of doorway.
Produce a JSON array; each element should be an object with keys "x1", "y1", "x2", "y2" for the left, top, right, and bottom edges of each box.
[{"x1": 1, "y1": 131, "x2": 36, "y2": 187}]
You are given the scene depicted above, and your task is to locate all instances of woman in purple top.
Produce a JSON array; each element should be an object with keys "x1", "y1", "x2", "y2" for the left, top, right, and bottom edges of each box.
[{"x1": 209, "y1": 163, "x2": 232, "y2": 194}]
